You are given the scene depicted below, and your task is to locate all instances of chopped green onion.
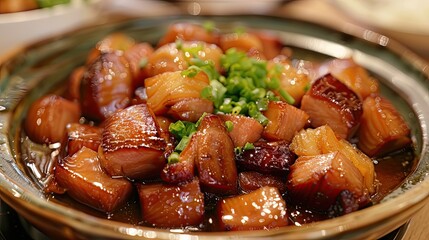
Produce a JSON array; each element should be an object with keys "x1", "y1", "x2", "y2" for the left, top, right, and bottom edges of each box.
[
  {"x1": 203, "y1": 21, "x2": 215, "y2": 32},
  {"x1": 167, "y1": 152, "x2": 180, "y2": 164},
  {"x1": 231, "y1": 106, "x2": 242, "y2": 115},
  {"x1": 243, "y1": 142, "x2": 255, "y2": 150},
  {"x1": 139, "y1": 58, "x2": 148, "y2": 69},
  {"x1": 304, "y1": 83, "x2": 311, "y2": 92},
  {"x1": 225, "y1": 121, "x2": 234, "y2": 132},
  {"x1": 201, "y1": 46, "x2": 295, "y2": 124},
  {"x1": 279, "y1": 89, "x2": 295, "y2": 105},
  {"x1": 195, "y1": 112, "x2": 207, "y2": 128},
  {"x1": 175, "y1": 135, "x2": 192, "y2": 152},
  {"x1": 175, "y1": 39, "x2": 183, "y2": 50},
  {"x1": 256, "y1": 98, "x2": 269, "y2": 111},
  {"x1": 37, "y1": 0, "x2": 70, "y2": 8},
  {"x1": 234, "y1": 26, "x2": 246, "y2": 35},
  {"x1": 181, "y1": 65, "x2": 202, "y2": 78},
  {"x1": 169, "y1": 120, "x2": 196, "y2": 139}
]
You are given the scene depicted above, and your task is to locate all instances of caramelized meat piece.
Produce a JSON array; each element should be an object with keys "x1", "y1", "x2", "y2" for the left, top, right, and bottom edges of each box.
[
  {"x1": 328, "y1": 190, "x2": 362, "y2": 218},
  {"x1": 358, "y1": 94, "x2": 411, "y2": 157},
  {"x1": 252, "y1": 30, "x2": 283, "y2": 60},
  {"x1": 144, "y1": 41, "x2": 222, "y2": 78},
  {"x1": 268, "y1": 56, "x2": 310, "y2": 105},
  {"x1": 220, "y1": 32, "x2": 265, "y2": 59},
  {"x1": 290, "y1": 125, "x2": 341, "y2": 156},
  {"x1": 80, "y1": 52, "x2": 133, "y2": 122},
  {"x1": 316, "y1": 58, "x2": 379, "y2": 100},
  {"x1": 157, "y1": 22, "x2": 219, "y2": 46},
  {"x1": 219, "y1": 114, "x2": 263, "y2": 148},
  {"x1": 163, "y1": 114, "x2": 238, "y2": 193},
  {"x1": 217, "y1": 186, "x2": 288, "y2": 231},
  {"x1": 161, "y1": 134, "x2": 196, "y2": 184},
  {"x1": 99, "y1": 104, "x2": 166, "y2": 179},
  {"x1": 25, "y1": 94, "x2": 81, "y2": 144},
  {"x1": 301, "y1": 74, "x2": 363, "y2": 139},
  {"x1": 155, "y1": 116, "x2": 176, "y2": 159},
  {"x1": 262, "y1": 101, "x2": 309, "y2": 142},
  {"x1": 287, "y1": 151, "x2": 369, "y2": 211},
  {"x1": 137, "y1": 178, "x2": 204, "y2": 228},
  {"x1": 145, "y1": 71, "x2": 212, "y2": 118},
  {"x1": 290, "y1": 125, "x2": 376, "y2": 194},
  {"x1": 55, "y1": 147, "x2": 133, "y2": 212},
  {"x1": 235, "y1": 141, "x2": 296, "y2": 176},
  {"x1": 167, "y1": 97, "x2": 214, "y2": 122},
  {"x1": 238, "y1": 171, "x2": 286, "y2": 193},
  {"x1": 123, "y1": 42, "x2": 154, "y2": 88},
  {"x1": 143, "y1": 42, "x2": 187, "y2": 77},
  {"x1": 194, "y1": 114, "x2": 238, "y2": 195},
  {"x1": 86, "y1": 33, "x2": 135, "y2": 65},
  {"x1": 65, "y1": 123, "x2": 103, "y2": 156}
]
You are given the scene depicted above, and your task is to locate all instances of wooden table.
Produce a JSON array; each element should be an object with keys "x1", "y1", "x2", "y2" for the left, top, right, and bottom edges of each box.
[{"x1": 276, "y1": 1, "x2": 429, "y2": 239}]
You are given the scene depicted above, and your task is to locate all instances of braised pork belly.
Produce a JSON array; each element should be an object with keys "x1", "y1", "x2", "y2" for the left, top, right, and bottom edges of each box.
[{"x1": 22, "y1": 21, "x2": 414, "y2": 231}]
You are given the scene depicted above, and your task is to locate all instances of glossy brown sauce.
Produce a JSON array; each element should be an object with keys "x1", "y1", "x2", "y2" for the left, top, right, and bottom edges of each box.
[{"x1": 19, "y1": 133, "x2": 415, "y2": 231}]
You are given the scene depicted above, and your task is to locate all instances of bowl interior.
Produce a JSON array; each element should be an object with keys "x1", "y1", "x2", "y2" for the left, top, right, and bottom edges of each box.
[{"x1": 1, "y1": 15, "x2": 429, "y2": 239}]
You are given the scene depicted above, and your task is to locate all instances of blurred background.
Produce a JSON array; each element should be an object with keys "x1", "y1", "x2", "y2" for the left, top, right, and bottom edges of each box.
[{"x1": 1, "y1": 0, "x2": 429, "y2": 59}]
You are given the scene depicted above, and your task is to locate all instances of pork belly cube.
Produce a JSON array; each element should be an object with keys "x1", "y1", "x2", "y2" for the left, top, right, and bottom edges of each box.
[
  {"x1": 290, "y1": 125, "x2": 341, "y2": 156},
  {"x1": 99, "y1": 104, "x2": 167, "y2": 179},
  {"x1": 167, "y1": 97, "x2": 214, "y2": 122},
  {"x1": 144, "y1": 41, "x2": 222, "y2": 78},
  {"x1": 268, "y1": 56, "x2": 310, "y2": 105},
  {"x1": 252, "y1": 30, "x2": 283, "y2": 60},
  {"x1": 86, "y1": 32, "x2": 135, "y2": 65},
  {"x1": 358, "y1": 94, "x2": 411, "y2": 157},
  {"x1": 157, "y1": 22, "x2": 219, "y2": 46},
  {"x1": 65, "y1": 123, "x2": 103, "y2": 156},
  {"x1": 301, "y1": 74, "x2": 363, "y2": 139},
  {"x1": 25, "y1": 94, "x2": 81, "y2": 144},
  {"x1": 80, "y1": 52, "x2": 133, "y2": 122},
  {"x1": 315, "y1": 58, "x2": 379, "y2": 100},
  {"x1": 238, "y1": 171, "x2": 286, "y2": 193},
  {"x1": 161, "y1": 133, "x2": 196, "y2": 184},
  {"x1": 55, "y1": 147, "x2": 133, "y2": 212},
  {"x1": 137, "y1": 179, "x2": 204, "y2": 228},
  {"x1": 219, "y1": 114, "x2": 263, "y2": 148},
  {"x1": 262, "y1": 101, "x2": 309, "y2": 142},
  {"x1": 163, "y1": 114, "x2": 238, "y2": 193},
  {"x1": 287, "y1": 151, "x2": 369, "y2": 211},
  {"x1": 235, "y1": 141, "x2": 296, "y2": 176},
  {"x1": 145, "y1": 71, "x2": 212, "y2": 118},
  {"x1": 220, "y1": 32, "x2": 265, "y2": 59},
  {"x1": 123, "y1": 42, "x2": 154, "y2": 88},
  {"x1": 217, "y1": 186, "x2": 288, "y2": 231},
  {"x1": 290, "y1": 125, "x2": 376, "y2": 194},
  {"x1": 194, "y1": 114, "x2": 238, "y2": 195}
]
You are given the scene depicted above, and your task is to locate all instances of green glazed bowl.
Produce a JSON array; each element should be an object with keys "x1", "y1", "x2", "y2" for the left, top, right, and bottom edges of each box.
[{"x1": 1, "y1": 15, "x2": 429, "y2": 239}]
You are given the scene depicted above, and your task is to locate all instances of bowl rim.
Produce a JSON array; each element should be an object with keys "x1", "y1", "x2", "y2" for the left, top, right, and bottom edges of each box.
[{"x1": 1, "y1": 15, "x2": 429, "y2": 239}]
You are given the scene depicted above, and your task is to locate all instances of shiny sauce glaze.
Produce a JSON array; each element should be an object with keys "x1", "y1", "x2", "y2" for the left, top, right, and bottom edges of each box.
[{"x1": 19, "y1": 135, "x2": 415, "y2": 230}]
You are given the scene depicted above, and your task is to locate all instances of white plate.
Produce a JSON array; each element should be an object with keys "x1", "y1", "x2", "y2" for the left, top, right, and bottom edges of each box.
[
  {"x1": 331, "y1": 0, "x2": 429, "y2": 35},
  {"x1": 331, "y1": 0, "x2": 429, "y2": 57},
  {"x1": 0, "y1": 0, "x2": 100, "y2": 58}
]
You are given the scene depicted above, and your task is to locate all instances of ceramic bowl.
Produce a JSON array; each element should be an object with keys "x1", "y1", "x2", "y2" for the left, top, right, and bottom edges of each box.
[{"x1": 0, "y1": 15, "x2": 429, "y2": 239}]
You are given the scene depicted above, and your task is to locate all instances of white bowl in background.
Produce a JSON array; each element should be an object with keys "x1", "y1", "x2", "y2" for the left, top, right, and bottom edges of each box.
[
  {"x1": 0, "y1": 0, "x2": 100, "y2": 59},
  {"x1": 331, "y1": 0, "x2": 429, "y2": 57}
]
